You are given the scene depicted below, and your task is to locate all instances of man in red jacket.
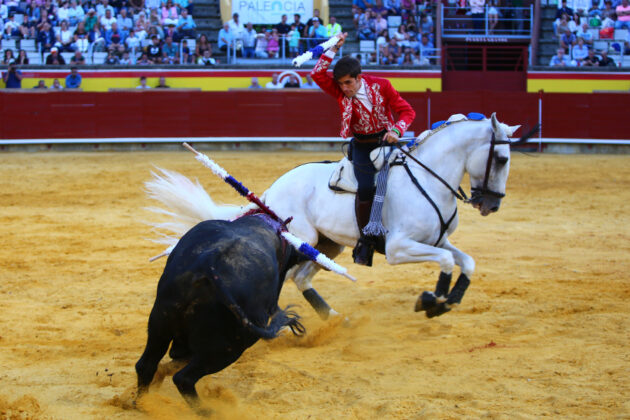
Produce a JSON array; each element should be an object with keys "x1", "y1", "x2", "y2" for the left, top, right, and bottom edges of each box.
[{"x1": 311, "y1": 33, "x2": 415, "y2": 266}]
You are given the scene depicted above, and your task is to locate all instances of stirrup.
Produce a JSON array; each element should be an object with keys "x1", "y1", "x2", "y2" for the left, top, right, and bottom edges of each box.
[{"x1": 352, "y1": 236, "x2": 374, "y2": 267}]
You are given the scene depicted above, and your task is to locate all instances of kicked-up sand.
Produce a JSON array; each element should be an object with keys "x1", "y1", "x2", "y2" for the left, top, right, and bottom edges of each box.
[{"x1": 0, "y1": 151, "x2": 628, "y2": 419}]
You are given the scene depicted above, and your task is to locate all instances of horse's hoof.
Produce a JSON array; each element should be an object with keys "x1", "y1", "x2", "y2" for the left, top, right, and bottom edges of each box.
[
  {"x1": 415, "y1": 291, "x2": 437, "y2": 312},
  {"x1": 425, "y1": 303, "x2": 451, "y2": 318}
]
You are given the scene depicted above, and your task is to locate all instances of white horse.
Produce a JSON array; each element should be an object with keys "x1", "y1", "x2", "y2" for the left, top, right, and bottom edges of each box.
[{"x1": 146, "y1": 113, "x2": 527, "y2": 319}]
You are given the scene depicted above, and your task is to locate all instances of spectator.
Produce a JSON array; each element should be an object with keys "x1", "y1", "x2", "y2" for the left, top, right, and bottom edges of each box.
[
  {"x1": 120, "y1": 51, "x2": 132, "y2": 64},
  {"x1": 145, "y1": 0, "x2": 161, "y2": 12},
  {"x1": 326, "y1": 16, "x2": 342, "y2": 37},
  {"x1": 353, "y1": 0, "x2": 376, "y2": 11},
  {"x1": 18, "y1": 14, "x2": 36, "y2": 39},
  {"x1": 4, "y1": 14, "x2": 20, "y2": 38},
  {"x1": 195, "y1": 34, "x2": 212, "y2": 60},
  {"x1": 70, "y1": 50, "x2": 86, "y2": 65},
  {"x1": 117, "y1": 8, "x2": 134, "y2": 32},
  {"x1": 106, "y1": 22, "x2": 126, "y2": 55},
  {"x1": 104, "y1": 49, "x2": 120, "y2": 64},
  {"x1": 33, "y1": 80, "x2": 47, "y2": 89},
  {"x1": 2, "y1": 62, "x2": 22, "y2": 88},
  {"x1": 599, "y1": 49, "x2": 616, "y2": 66},
  {"x1": 554, "y1": 13, "x2": 574, "y2": 37},
  {"x1": 602, "y1": 0, "x2": 615, "y2": 20},
  {"x1": 560, "y1": 28, "x2": 577, "y2": 51},
  {"x1": 576, "y1": 22, "x2": 593, "y2": 47},
  {"x1": 242, "y1": 22, "x2": 257, "y2": 58},
  {"x1": 556, "y1": 0, "x2": 574, "y2": 20},
  {"x1": 304, "y1": 8, "x2": 321, "y2": 37},
  {"x1": 181, "y1": 39, "x2": 193, "y2": 63},
  {"x1": 393, "y1": 24, "x2": 410, "y2": 48},
  {"x1": 254, "y1": 30, "x2": 269, "y2": 58},
  {"x1": 382, "y1": 37, "x2": 401, "y2": 64},
  {"x1": 265, "y1": 72, "x2": 283, "y2": 88},
  {"x1": 581, "y1": 48, "x2": 600, "y2": 66},
  {"x1": 293, "y1": 14, "x2": 305, "y2": 37},
  {"x1": 37, "y1": 22, "x2": 57, "y2": 52},
  {"x1": 419, "y1": 13, "x2": 434, "y2": 35},
  {"x1": 376, "y1": 29, "x2": 389, "y2": 50},
  {"x1": 2, "y1": 49, "x2": 15, "y2": 65},
  {"x1": 149, "y1": 9, "x2": 165, "y2": 39},
  {"x1": 400, "y1": 0, "x2": 416, "y2": 23},
  {"x1": 374, "y1": 13, "x2": 387, "y2": 34},
  {"x1": 56, "y1": 20, "x2": 74, "y2": 52},
  {"x1": 174, "y1": 0, "x2": 194, "y2": 16},
  {"x1": 164, "y1": 23, "x2": 179, "y2": 42},
  {"x1": 125, "y1": 29, "x2": 142, "y2": 54},
  {"x1": 155, "y1": 76, "x2": 170, "y2": 88},
  {"x1": 384, "y1": 0, "x2": 401, "y2": 16},
  {"x1": 162, "y1": 36, "x2": 179, "y2": 64},
  {"x1": 249, "y1": 77, "x2": 262, "y2": 88},
  {"x1": 488, "y1": 0, "x2": 500, "y2": 33},
  {"x1": 57, "y1": 1, "x2": 71, "y2": 24},
  {"x1": 275, "y1": 14, "x2": 290, "y2": 35},
  {"x1": 96, "y1": 0, "x2": 115, "y2": 18},
  {"x1": 65, "y1": 66, "x2": 82, "y2": 89},
  {"x1": 146, "y1": 35, "x2": 163, "y2": 63},
  {"x1": 588, "y1": 0, "x2": 602, "y2": 17},
  {"x1": 228, "y1": 12, "x2": 245, "y2": 42},
  {"x1": 352, "y1": 5, "x2": 363, "y2": 29},
  {"x1": 572, "y1": 37, "x2": 589, "y2": 64},
  {"x1": 16, "y1": 49, "x2": 29, "y2": 65},
  {"x1": 267, "y1": 28, "x2": 280, "y2": 57},
  {"x1": 197, "y1": 48, "x2": 216, "y2": 65},
  {"x1": 301, "y1": 73, "x2": 319, "y2": 89},
  {"x1": 100, "y1": 9, "x2": 116, "y2": 31},
  {"x1": 308, "y1": 19, "x2": 327, "y2": 48},
  {"x1": 137, "y1": 52, "x2": 151, "y2": 64},
  {"x1": 45, "y1": 47, "x2": 66, "y2": 64},
  {"x1": 161, "y1": 0, "x2": 179, "y2": 26},
  {"x1": 85, "y1": 8, "x2": 98, "y2": 31},
  {"x1": 68, "y1": 0, "x2": 84, "y2": 26},
  {"x1": 418, "y1": 33, "x2": 434, "y2": 62},
  {"x1": 137, "y1": 75, "x2": 151, "y2": 88},
  {"x1": 616, "y1": 0, "x2": 630, "y2": 29},
  {"x1": 283, "y1": 74, "x2": 300, "y2": 88},
  {"x1": 372, "y1": 0, "x2": 387, "y2": 17},
  {"x1": 51, "y1": 79, "x2": 63, "y2": 90},
  {"x1": 73, "y1": 21, "x2": 89, "y2": 53},
  {"x1": 549, "y1": 47, "x2": 573, "y2": 66},
  {"x1": 288, "y1": 23, "x2": 301, "y2": 57},
  {"x1": 177, "y1": 9, "x2": 196, "y2": 39},
  {"x1": 358, "y1": 8, "x2": 375, "y2": 40},
  {"x1": 218, "y1": 22, "x2": 232, "y2": 52}
]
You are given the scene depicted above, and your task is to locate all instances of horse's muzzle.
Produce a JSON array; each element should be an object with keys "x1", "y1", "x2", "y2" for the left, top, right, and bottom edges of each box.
[{"x1": 470, "y1": 191, "x2": 501, "y2": 216}]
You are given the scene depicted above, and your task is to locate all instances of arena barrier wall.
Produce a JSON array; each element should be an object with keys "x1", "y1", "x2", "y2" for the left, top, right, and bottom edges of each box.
[{"x1": 1, "y1": 90, "x2": 629, "y2": 141}]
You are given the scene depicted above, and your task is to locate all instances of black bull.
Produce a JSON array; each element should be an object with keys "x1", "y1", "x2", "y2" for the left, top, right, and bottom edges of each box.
[{"x1": 135, "y1": 215, "x2": 306, "y2": 408}]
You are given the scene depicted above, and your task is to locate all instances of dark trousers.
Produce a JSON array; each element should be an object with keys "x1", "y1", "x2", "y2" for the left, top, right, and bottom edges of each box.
[{"x1": 351, "y1": 139, "x2": 380, "y2": 201}]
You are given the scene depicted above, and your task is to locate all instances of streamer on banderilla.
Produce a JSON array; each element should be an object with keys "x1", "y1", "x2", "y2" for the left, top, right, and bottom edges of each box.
[
  {"x1": 292, "y1": 35, "x2": 342, "y2": 68},
  {"x1": 181, "y1": 142, "x2": 356, "y2": 282}
]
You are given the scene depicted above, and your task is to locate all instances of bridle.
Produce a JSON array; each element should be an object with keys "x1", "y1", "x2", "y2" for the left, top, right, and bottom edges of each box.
[{"x1": 470, "y1": 131, "x2": 510, "y2": 202}]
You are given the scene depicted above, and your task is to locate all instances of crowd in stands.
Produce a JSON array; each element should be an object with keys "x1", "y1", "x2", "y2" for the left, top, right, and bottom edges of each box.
[
  {"x1": 0, "y1": 0, "x2": 203, "y2": 65},
  {"x1": 550, "y1": 0, "x2": 630, "y2": 67}
]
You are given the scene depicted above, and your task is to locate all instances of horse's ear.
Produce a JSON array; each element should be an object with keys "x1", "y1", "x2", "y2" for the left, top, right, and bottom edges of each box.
[
  {"x1": 490, "y1": 112, "x2": 499, "y2": 132},
  {"x1": 507, "y1": 125, "x2": 521, "y2": 136}
]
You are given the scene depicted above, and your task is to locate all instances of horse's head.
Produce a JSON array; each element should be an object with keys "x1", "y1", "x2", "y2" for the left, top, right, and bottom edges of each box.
[{"x1": 466, "y1": 113, "x2": 521, "y2": 216}]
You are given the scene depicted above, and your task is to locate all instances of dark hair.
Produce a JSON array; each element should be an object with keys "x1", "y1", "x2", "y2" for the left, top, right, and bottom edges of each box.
[{"x1": 333, "y1": 56, "x2": 362, "y2": 80}]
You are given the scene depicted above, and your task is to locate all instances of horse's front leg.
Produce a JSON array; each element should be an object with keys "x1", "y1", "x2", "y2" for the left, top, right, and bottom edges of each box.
[
  {"x1": 432, "y1": 239, "x2": 475, "y2": 315},
  {"x1": 385, "y1": 235, "x2": 467, "y2": 318}
]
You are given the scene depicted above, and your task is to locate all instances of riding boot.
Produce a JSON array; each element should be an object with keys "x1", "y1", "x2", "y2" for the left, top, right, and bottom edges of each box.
[{"x1": 352, "y1": 196, "x2": 375, "y2": 266}]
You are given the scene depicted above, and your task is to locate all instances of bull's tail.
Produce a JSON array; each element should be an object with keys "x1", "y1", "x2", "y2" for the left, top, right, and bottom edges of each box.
[
  {"x1": 200, "y1": 266, "x2": 305, "y2": 339},
  {"x1": 144, "y1": 168, "x2": 257, "y2": 247}
]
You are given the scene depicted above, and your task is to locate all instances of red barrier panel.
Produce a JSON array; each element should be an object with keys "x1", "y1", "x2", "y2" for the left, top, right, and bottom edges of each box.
[{"x1": 0, "y1": 90, "x2": 626, "y2": 140}]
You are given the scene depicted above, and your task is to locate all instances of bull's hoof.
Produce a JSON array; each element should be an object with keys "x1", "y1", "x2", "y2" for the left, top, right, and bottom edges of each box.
[
  {"x1": 414, "y1": 291, "x2": 438, "y2": 312},
  {"x1": 425, "y1": 303, "x2": 451, "y2": 318}
]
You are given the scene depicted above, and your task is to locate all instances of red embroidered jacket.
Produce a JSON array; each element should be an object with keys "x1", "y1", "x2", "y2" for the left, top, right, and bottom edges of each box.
[{"x1": 311, "y1": 53, "x2": 415, "y2": 139}]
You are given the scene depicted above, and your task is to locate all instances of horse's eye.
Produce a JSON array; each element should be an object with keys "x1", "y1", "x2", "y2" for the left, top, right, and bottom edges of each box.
[{"x1": 495, "y1": 155, "x2": 508, "y2": 165}]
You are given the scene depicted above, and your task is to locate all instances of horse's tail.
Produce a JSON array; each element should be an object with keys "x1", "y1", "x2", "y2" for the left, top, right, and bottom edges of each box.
[{"x1": 144, "y1": 168, "x2": 255, "y2": 246}]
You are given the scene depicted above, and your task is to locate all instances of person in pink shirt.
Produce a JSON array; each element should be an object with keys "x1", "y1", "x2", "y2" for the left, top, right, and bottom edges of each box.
[{"x1": 616, "y1": 0, "x2": 630, "y2": 29}]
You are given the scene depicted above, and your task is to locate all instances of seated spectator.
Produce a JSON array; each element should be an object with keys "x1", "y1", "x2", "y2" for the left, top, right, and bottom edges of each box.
[
  {"x1": 327, "y1": 16, "x2": 342, "y2": 37},
  {"x1": 33, "y1": 80, "x2": 47, "y2": 89},
  {"x1": 161, "y1": 0, "x2": 179, "y2": 26},
  {"x1": 469, "y1": 0, "x2": 485, "y2": 33},
  {"x1": 68, "y1": 0, "x2": 84, "y2": 26},
  {"x1": 162, "y1": 36, "x2": 179, "y2": 64},
  {"x1": 418, "y1": 32, "x2": 434, "y2": 62},
  {"x1": 560, "y1": 28, "x2": 577, "y2": 51},
  {"x1": 599, "y1": 49, "x2": 616, "y2": 66},
  {"x1": 134, "y1": 12, "x2": 150, "y2": 38},
  {"x1": 156, "y1": 76, "x2": 170, "y2": 88},
  {"x1": 572, "y1": 37, "x2": 589, "y2": 63},
  {"x1": 249, "y1": 77, "x2": 262, "y2": 88},
  {"x1": 372, "y1": 0, "x2": 388, "y2": 17},
  {"x1": 65, "y1": 66, "x2": 82, "y2": 89},
  {"x1": 288, "y1": 23, "x2": 301, "y2": 57},
  {"x1": 195, "y1": 34, "x2": 212, "y2": 60},
  {"x1": 218, "y1": 22, "x2": 233, "y2": 52},
  {"x1": 283, "y1": 74, "x2": 300, "y2": 88},
  {"x1": 149, "y1": 9, "x2": 165, "y2": 39},
  {"x1": 125, "y1": 29, "x2": 142, "y2": 53},
  {"x1": 229, "y1": 12, "x2": 246, "y2": 42},
  {"x1": 96, "y1": 0, "x2": 115, "y2": 18},
  {"x1": 419, "y1": 13, "x2": 434, "y2": 35},
  {"x1": 18, "y1": 14, "x2": 36, "y2": 39},
  {"x1": 358, "y1": 8, "x2": 375, "y2": 40},
  {"x1": 576, "y1": 22, "x2": 593, "y2": 46},
  {"x1": 588, "y1": 0, "x2": 602, "y2": 17},
  {"x1": 4, "y1": 14, "x2": 21, "y2": 38},
  {"x1": 117, "y1": 8, "x2": 134, "y2": 32},
  {"x1": 106, "y1": 22, "x2": 127, "y2": 55},
  {"x1": 37, "y1": 22, "x2": 56, "y2": 52},
  {"x1": 488, "y1": 0, "x2": 500, "y2": 33},
  {"x1": 400, "y1": 0, "x2": 416, "y2": 23},
  {"x1": 181, "y1": 39, "x2": 193, "y2": 63},
  {"x1": 267, "y1": 28, "x2": 280, "y2": 57},
  {"x1": 177, "y1": 9, "x2": 196, "y2": 39},
  {"x1": 197, "y1": 49, "x2": 217, "y2": 65},
  {"x1": 145, "y1": 0, "x2": 161, "y2": 12},
  {"x1": 57, "y1": 1, "x2": 71, "y2": 24},
  {"x1": 174, "y1": 0, "x2": 194, "y2": 15},
  {"x1": 353, "y1": 0, "x2": 376, "y2": 11},
  {"x1": 70, "y1": 50, "x2": 86, "y2": 65},
  {"x1": 601, "y1": 0, "x2": 615, "y2": 20},
  {"x1": 616, "y1": 0, "x2": 630, "y2": 29},
  {"x1": 2, "y1": 49, "x2": 15, "y2": 65},
  {"x1": 100, "y1": 9, "x2": 117, "y2": 31},
  {"x1": 373, "y1": 13, "x2": 387, "y2": 34},
  {"x1": 145, "y1": 35, "x2": 163, "y2": 63},
  {"x1": 16, "y1": 49, "x2": 29, "y2": 65},
  {"x1": 303, "y1": 8, "x2": 321, "y2": 37},
  {"x1": 581, "y1": 48, "x2": 600, "y2": 66},
  {"x1": 400, "y1": 49, "x2": 424, "y2": 65},
  {"x1": 301, "y1": 73, "x2": 319, "y2": 89},
  {"x1": 46, "y1": 47, "x2": 66, "y2": 64},
  {"x1": 137, "y1": 52, "x2": 151, "y2": 64},
  {"x1": 163, "y1": 23, "x2": 178, "y2": 42},
  {"x1": 352, "y1": 5, "x2": 363, "y2": 29},
  {"x1": 556, "y1": 0, "x2": 574, "y2": 20},
  {"x1": 308, "y1": 19, "x2": 328, "y2": 48},
  {"x1": 254, "y1": 30, "x2": 269, "y2": 58},
  {"x1": 56, "y1": 20, "x2": 74, "y2": 52},
  {"x1": 89, "y1": 21, "x2": 106, "y2": 51},
  {"x1": 120, "y1": 51, "x2": 132, "y2": 64},
  {"x1": 265, "y1": 72, "x2": 283, "y2": 88},
  {"x1": 85, "y1": 8, "x2": 98, "y2": 31},
  {"x1": 549, "y1": 47, "x2": 573, "y2": 66},
  {"x1": 146, "y1": 26, "x2": 163, "y2": 44},
  {"x1": 242, "y1": 22, "x2": 257, "y2": 58},
  {"x1": 104, "y1": 50, "x2": 120, "y2": 64},
  {"x1": 73, "y1": 21, "x2": 90, "y2": 53},
  {"x1": 51, "y1": 79, "x2": 63, "y2": 90},
  {"x1": 393, "y1": 24, "x2": 410, "y2": 48},
  {"x1": 554, "y1": 13, "x2": 573, "y2": 37},
  {"x1": 137, "y1": 75, "x2": 150, "y2": 88},
  {"x1": 382, "y1": 37, "x2": 402, "y2": 64},
  {"x1": 384, "y1": 0, "x2": 401, "y2": 16}
]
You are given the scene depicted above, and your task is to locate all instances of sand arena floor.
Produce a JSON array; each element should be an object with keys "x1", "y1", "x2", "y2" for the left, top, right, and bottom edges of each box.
[{"x1": 0, "y1": 151, "x2": 628, "y2": 420}]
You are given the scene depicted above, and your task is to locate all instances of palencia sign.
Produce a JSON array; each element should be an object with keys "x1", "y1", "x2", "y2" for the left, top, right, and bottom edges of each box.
[{"x1": 233, "y1": 0, "x2": 313, "y2": 25}]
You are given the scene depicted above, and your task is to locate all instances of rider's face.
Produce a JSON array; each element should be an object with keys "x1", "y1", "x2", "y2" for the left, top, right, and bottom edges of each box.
[{"x1": 336, "y1": 74, "x2": 362, "y2": 98}]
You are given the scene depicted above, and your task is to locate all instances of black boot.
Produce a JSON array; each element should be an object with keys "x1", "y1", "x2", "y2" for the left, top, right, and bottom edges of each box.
[{"x1": 353, "y1": 197, "x2": 375, "y2": 266}]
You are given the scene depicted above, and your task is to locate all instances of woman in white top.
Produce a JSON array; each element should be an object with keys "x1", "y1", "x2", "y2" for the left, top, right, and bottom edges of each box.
[
  {"x1": 393, "y1": 24, "x2": 410, "y2": 48},
  {"x1": 57, "y1": 20, "x2": 74, "y2": 52}
]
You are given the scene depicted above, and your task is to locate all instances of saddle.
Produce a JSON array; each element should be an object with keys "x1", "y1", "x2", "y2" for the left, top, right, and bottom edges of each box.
[{"x1": 328, "y1": 146, "x2": 399, "y2": 193}]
